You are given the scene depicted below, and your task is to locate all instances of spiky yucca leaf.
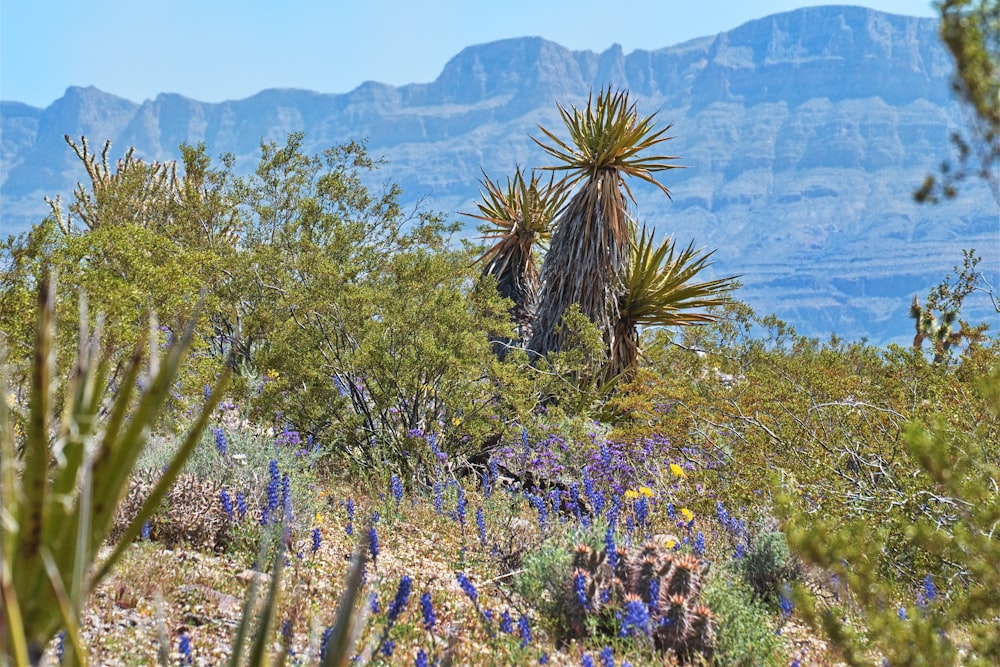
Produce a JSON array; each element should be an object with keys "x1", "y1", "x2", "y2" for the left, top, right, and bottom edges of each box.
[
  {"x1": 609, "y1": 226, "x2": 737, "y2": 380},
  {"x1": 529, "y1": 88, "x2": 681, "y2": 362},
  {"x1": 468, "y1": 168, "x2": 566, "y2": 279},
  {"x1": 534, "y1": 87, "x2": 681, "y2": 198},
  {"x1": 465, "y1": 168, "x2": 567, "y2": 350}
]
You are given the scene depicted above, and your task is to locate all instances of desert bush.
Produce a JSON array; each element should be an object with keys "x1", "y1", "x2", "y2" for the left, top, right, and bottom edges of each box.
[
  {"x1": 701, "y1": 571, "x2": 784, "y2": 667},
  {"x1": 734, "y1": 527, "x2": 800, "y2": 605},
  {"x1": 0, "y1": 133, "x2": 513, "y2": 473},
  {"x1": 778, "y1": 364, "x2": 1000, "y2": 666},
  {"x1": 607, "y1": 298, "x2": 999, "y2": 578}
]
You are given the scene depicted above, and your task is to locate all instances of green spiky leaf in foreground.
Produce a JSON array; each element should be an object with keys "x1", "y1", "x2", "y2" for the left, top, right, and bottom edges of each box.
[{"x1": 0, "y1": 273, "x2": 230, "y2": 664}]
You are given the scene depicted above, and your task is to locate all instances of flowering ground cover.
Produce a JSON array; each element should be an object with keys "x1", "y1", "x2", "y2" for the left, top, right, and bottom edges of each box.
[{"x1": 36, "y1": 411, "x2": 846, "y2": 667}]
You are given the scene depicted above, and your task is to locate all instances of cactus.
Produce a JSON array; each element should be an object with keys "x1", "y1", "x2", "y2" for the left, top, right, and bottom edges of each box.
[{"x1": 561, "y1": 541, "x2": 714, "y2": 663}]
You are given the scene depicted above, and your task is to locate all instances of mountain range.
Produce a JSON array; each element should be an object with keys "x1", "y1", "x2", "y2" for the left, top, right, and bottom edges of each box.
[{"x1": 2, "y1": 4, "x2": 997, "y2": 343}]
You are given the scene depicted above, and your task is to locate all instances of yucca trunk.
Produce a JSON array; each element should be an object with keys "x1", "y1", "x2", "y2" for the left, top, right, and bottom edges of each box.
[
  {"x1": 482, "y1": 242, "x2": 537, "y2": 356},
  {"x1": 608, "y1": 317, "x2": 640, "y2": 382},
  {"x1": 528, "y1": 170, "x2": 631, "y2": 359}
]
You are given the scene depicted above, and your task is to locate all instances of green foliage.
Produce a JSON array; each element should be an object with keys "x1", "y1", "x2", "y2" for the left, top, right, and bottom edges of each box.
[
  {"x1": 701, "y1": 572, "x2": 783, "y2": 667},
  {"x1": 1, "y1": 133, "x2": 510, "y2": 472},
  {"x1": 734, "y1": 528, "x2": 799, "y2": 605},
  {"x1": 917, "y1": 0, "x2": 999, "y2": 203},
  {"x1": 514, "y1": 537, "x2": 574, "y2": 637},
  {"x1": 611, "y1": 298, "x2": 999, "y2": 573},
  {"x1": 778, "y1": 364, "x2": 1000, "y2": 666},
  {"x1": 0, "y1": 274, "x2": 229, "y2": 664}
]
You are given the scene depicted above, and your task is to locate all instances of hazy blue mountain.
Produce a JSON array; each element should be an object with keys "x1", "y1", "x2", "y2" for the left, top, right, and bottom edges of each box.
[{"x1": 2, "y1": 5, "x2": 997, "y2": 343}]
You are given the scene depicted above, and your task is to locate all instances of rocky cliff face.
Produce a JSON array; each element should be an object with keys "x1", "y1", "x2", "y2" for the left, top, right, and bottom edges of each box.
[{"x1": 2, "y1": 5, "x2": 996, "y2": 342}]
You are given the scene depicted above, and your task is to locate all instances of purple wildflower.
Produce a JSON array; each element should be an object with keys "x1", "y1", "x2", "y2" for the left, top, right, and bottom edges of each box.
[
  {"x1": 214, "y1": 427, "x2": 227, "y2": 455},
  {"x1": 582, "y1": 656, "x2": 595, "y2": 667},
  {"x1": 380, "y1": 639, "x2": 394, "y2": 657},
  {"x1": 220, "y1": 489, "x2": 233, "y2": 519},
  {"x1": 619, "y1": 597, "x2": 650, "y2": 637},
  {"x1": 476, "y1": 507, "x2": 487, "y2": 547},
  {"x1": 635, "y1": 496, "x2": 648, "y2": 529},
  {"x1": 387, "y1": 575, "x2": 413, "y2": 623},
  {"x1": 178, "y1": 631, "x2": 192, "y2": 665},
  {"x1": 421, "y1": 591, "x2": 436, "y2": 630},
  {"x1": 368, "y1": 521, "x2": 380, "y2": 565},
  {"x1": 575, "y1": 571, "x2": 589, "y2": 610},
  {"x1": 345, "y1": 498, "x2": 355, "y2": 535},
  {"x1": 500, "y1": 610, "x2": 513, "y2": 634},
  {"x1": 517, "y1": 614, "x2": 532, "y2": 647},
  {"x1": 694, "y1": 532, "x2": 705, "y2": 556},
  {"x1": 457, "y1": 572, "x2": 478, "y2": 602},
  {"x1": 599, "y1": 646, "x2": 614, "y2": 667},
  {"x1": 415, "y1": 648, "x2": 429, "y2": 667},
  {"x1": 311, "y1": 527, "x2": 322, "y2": 554},
  {"x1": 390, "y1": 474, "x2": 403, "y2": 510},
  {"x1": 236, "y1": 491, "x2": 246, "y2": 520},
  {"x1": 434, "y1": 480, "x2": 444, "y2": 515},
  {"x1": 779, "y1": 589, "x2": 794, "y2": 618},
  {"x1": 605, "y1": 527, "x2": 618, "y2": 568}
]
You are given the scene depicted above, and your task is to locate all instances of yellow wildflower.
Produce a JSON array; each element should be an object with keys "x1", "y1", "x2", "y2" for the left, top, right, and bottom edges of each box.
[
  {"x1": 666, "y1": 539, "x2": 677, "y2": 549},
  {"x1": 681, "y1": 507, "x2": 694, "y2": 522},
  {"x1": 315, "y1": 512, "x2": 324, "y2": 525},
  {"x1": 624, "y1": 489, "x2": 640, "y2": 501},
  {"x1": 670, "y1": 463, "x2": 685, "y2": 478},
  {"x1": 451, "y1": 417, "x2": 462, "y2": 427},
  {"x1": 638, "y1": 486, "x2": 654, "y2": 498}
]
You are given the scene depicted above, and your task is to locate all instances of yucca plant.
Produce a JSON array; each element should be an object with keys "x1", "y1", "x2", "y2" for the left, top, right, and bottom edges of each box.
[
  {"x1": 0, "y1": 274, "x2": 230, "y2": 665},
  {"x1": 609, "y1": 226, "x2": 736, "y2": 381},
  {"x1": 466, "y1": 168, "x2": 567, "y2": 353},
  {"x1": 528, "y1": 87, "x2": 681, "y2": 362}
]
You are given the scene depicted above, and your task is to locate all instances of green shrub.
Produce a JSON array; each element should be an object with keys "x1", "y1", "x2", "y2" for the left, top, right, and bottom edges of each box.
[
  {"x1": 735, "y1": 528, "x2": 800, "y2": 605},
  {"x1": 779, "y1": 364, "x2": 1000, "y2": 666},
  {"x1": 702, "y1": 571, "x2": 784, "y2": 667}
]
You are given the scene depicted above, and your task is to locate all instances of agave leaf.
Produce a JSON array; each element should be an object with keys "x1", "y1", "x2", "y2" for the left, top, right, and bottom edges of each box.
[
  {"x1": 0, "y1": 572, "x2": 29, "y2": 667},
  {"x1": 41, "y1": 548, "x2": 86, "y2": 667},
  {"x1": 623, "y1": 227, "x2": 735, "y2": 327},
  {"x1": 320, "y1": 530, "x2": 371, "y2": 667},
  {"x1": 533, "y1": 87, "x2": 682, "y2": 196},
  {"x1": 226, "y1": 538, "x2": 269, "y2": 667},
  {"x1": 93, "y1": 359, "x2": 230, "y2": 584},
  {"x1": 12, "y1": 273, "x2": 57, "y2": 643},
  {"x1": 245, "y1": 532, "x2": 286, "y2": 667},
  {"x1": 608, "y1": 226, "x2": 738, "y2": 380},
  {"x1": 466, "y1": 168, "x2": 566, "y2": 280}
]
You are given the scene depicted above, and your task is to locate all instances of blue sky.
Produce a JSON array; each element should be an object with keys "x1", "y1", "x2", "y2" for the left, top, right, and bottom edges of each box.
[{"x1": 2, "y1": 1, "x2": 936, "y2": 108}]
